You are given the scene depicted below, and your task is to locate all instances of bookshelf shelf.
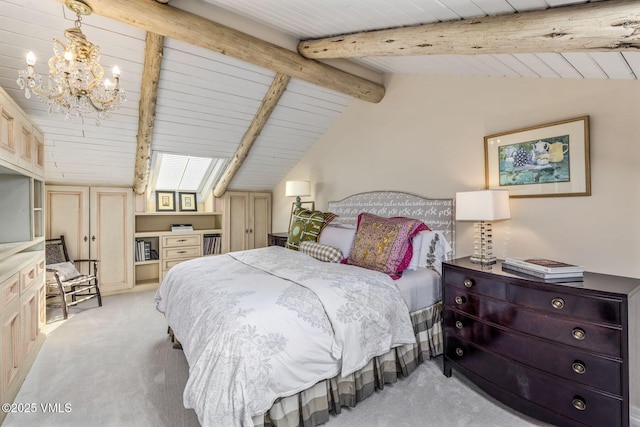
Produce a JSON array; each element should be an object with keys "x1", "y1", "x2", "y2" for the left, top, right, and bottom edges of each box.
[{"x1": 133, "y1": 212, "x2": 223, "y2": 287}]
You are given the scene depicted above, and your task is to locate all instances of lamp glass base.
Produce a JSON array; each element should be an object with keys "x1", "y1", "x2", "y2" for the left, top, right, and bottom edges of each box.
[
  {"x1": 469, "y1": 255, "x2": 497, "y2": 265},
  {"x1": 471, "y1": 221, "x2": 496, "y2": 265}
]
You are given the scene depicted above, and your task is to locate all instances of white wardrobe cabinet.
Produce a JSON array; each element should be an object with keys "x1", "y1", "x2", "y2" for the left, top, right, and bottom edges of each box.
[
  {"x1": 222, "y1": 191, "x2": 271, "y2": 253},
  {"x1": 46, "y1": 186, "x2": 133, "y2": 293}
]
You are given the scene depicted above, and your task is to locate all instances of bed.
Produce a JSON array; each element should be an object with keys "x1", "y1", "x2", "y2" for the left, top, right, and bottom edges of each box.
[{"x1": 155, "y1": 191, "x2": 455, "y2": 427}]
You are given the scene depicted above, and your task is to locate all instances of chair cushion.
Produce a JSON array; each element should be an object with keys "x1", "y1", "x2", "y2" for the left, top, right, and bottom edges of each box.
[
  {"x1": 45, "y1": 243, "x2": 67, "y2": 264},
  {"x1": 46, "y1": 262, "x2": 82, "y2": 283}
]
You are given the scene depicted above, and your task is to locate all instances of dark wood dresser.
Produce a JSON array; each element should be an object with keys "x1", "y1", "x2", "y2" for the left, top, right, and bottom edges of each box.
[
  {"x1": 442, "y1": 257, "x2": 640, "y2": 427},
  {"x1": 267, "y1": 232, "x2": 288, "y2": 247}
]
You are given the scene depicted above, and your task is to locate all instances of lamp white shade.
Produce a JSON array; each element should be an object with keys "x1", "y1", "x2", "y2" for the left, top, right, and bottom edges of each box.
[
  {"x1": 285, "y1": 180, "x2": 311, "y2": 197},
  {"x1": 455, "y1": 190, "x2": 511, "y2": 221}
]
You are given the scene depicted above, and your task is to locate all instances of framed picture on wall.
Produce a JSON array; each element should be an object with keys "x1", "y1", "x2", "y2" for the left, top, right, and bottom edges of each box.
[
  {"x1": 155, "y1": 191, "x2": 176, "y2": 212},
  {"x1": 179, "y1": 192, "x2": 197, "y2": 212},
  {"x1": 484, "y1": 116, "x2": 590, "y2": 198}
]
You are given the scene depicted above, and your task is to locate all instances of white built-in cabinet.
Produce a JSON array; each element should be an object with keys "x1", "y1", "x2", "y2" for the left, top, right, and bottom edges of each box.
[
  {"x1": 223, "y1": 191, "x2": 271, "y2": 253},
  {"x1": 0, "y1": 85, "x2": 46, "y2": 423},
  {"x1": 46, "y1": 186, "x2": 134, "y2": 294}
]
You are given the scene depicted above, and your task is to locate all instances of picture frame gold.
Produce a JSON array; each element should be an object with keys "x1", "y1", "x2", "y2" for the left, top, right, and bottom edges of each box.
[
  {"x1": 484, "y1": 116, "x2": 590, "y2": 198},
  {"x1": 155, "y1": 191, "x2": 176, "y2": 212},
  {"x1": 179, "y1": 192, "x2": 197, "y2": 212}
]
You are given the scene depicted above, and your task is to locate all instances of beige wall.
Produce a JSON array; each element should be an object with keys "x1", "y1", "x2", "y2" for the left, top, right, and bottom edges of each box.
[{"x1": 273, "y1": 74, "x2": 640, "y2": 278}]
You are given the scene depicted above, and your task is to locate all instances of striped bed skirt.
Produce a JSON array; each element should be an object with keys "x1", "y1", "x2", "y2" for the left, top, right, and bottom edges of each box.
[{"x1": 253, "y1": 301, "x2": 443, "y2": 427}]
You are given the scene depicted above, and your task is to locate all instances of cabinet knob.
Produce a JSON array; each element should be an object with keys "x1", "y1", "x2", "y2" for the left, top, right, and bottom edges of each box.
[
  {"x1": 572, "y1": 328, "x2": 586, "y2": 340},
  {"x1": 455, "y1": 347, "x2": 464, "y2": 357},
  {"x1": 455, "y1": 320, "x2": 464, "y2": 329},
  {"x1": 572, "y1": 361, "x2": 586, "y2": 374},
  {"x1": 463, "y1": 278, "x2": 474, "y2": 288},
  {"x1": 572, "y1": 397, "x2": 587, "y2": 411},
  {"x1": 454, "y1": 296, "x2": 465, "y2": 305},
  {"x1": 551, "y1": 298, "x2": 565, "y2": 309}
]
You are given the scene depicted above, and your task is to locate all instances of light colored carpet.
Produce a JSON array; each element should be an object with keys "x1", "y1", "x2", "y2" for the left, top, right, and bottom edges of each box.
[{"x1": 4, "y1": 290, "x2": 549, "y2": 427}]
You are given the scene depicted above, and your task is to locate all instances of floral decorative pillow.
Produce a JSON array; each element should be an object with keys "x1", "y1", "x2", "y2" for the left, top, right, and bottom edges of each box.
[
  {"x1": 417, "y1": 230, "x2": 452, "y2": 274},
  {"x1": 347, "y1": 213, "x2": 429, "y2": 279},
  {"x1": 286, "y1": 208, "x2": 337, "y2": 250}
]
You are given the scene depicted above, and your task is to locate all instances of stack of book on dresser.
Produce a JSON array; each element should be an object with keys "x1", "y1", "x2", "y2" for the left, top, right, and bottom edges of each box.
[{"x1": 503, "y1": 257, "x2": 584, "y2": 281}]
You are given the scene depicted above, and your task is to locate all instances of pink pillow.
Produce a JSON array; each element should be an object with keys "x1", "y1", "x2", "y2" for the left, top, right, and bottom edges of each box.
[{"x1": 347, "y1": 213, "x2": 429, "y2": 279}]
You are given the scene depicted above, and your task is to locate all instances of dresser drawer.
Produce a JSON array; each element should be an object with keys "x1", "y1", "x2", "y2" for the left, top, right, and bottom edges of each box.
[
  {"x1": 445, "y1": 269, "x2": 506, "y2": 300},
  {"x1": 445, "y1": 310, "x2": 622, "y2": 395},
  {"x1": 35, "y1": 257, "x2": 46, "y2": 277},
  {"x1": 509, "y1": 284, "x2": 622, "y2": 325},
  {"x1": 20, "y1": 262, "x2": 38, "y2": 294},
  {"x1": 163, "y1": 246, "x2": 201, "y2": 260},
  {"x1": 1, "y1": 273, "x2": 20, "y2": 309},
  {"x1": 163, "y1": 258, "x2": 188, "y2": 271},
  {"x1": 446, "y1": 287, "x2": 622, "y2": 357},
  {"x1": 162, "y1": 234, "x2": 201, "y2": 248},
  {"x1": 446, "y1": 337, "x2": 623, "y2": 427}
]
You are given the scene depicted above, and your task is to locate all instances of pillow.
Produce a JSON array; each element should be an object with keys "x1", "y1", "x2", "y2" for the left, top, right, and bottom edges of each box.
[
  {"x1": 347, "y1": 213, "x2": 429, "y2": 279},
  {"x1": 407, "y1": 232, "x2": 424, "y2": 271},
  {"x1": 417, "y1": 230, "x2": 453, "y2": 274},
  {"x1": 318, "y1": 226, "x2": 357, "y2": 259},
  {"x1": 299, "y1": 241, "x2": 344, "y2": 263},
  {"x1": 286, "y1": 208, "x2": 337, "y2": 251},
  {"x1": 46, "y1": 261, "x2": 82, "y2": 283}
]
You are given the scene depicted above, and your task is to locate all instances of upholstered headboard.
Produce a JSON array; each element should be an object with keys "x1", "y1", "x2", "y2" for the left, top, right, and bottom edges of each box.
[{"x1": 327, "y1": 191, "x2": 455, "y2": 257}]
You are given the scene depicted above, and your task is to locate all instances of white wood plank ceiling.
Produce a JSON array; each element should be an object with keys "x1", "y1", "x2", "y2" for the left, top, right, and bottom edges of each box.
[{"x1": 0, "y1": 0, "x2": 637, "y2": 190}]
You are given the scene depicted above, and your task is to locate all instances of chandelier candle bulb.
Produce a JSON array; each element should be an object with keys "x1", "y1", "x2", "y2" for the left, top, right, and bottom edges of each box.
[
  {"x1": 16, "y1": 0, "x2": 125, "y2": 124},
  {"x1": 26, "y1": 51, "x2": 36, "y2": 66}
]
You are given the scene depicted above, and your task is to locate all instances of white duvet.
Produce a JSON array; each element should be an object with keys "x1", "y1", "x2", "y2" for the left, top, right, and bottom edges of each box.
[{"x1": 155, "y1": 246, "x2": 416, "y2": 427}]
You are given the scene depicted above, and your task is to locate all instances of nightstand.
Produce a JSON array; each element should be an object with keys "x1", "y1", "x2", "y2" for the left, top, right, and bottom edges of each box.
[
  {"x1": 442, "y1": 257, "x2": 640, "y2": 427},
  {"x1": 268, "y1": 232, "x2": 288, "y2": 247}
]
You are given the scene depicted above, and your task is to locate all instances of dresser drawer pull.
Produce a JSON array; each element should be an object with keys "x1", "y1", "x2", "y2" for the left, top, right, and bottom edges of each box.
[
  {"x1": 177, "y1": 239, "x2": 187, "y2": 242},
  {"x1": 463, "y1": 279, "x2": 474, "y2": 288},
  {"x1": 454, "y1": 296, "x2": 465, "y2": 305},
  {"x1": 177, "y1": 251, "x2": 187, "y2": 254},
  {"x1": 455, "y1": 348, "x2": 464, "y2": 357},
  {"x1": 572, "y1": 397, "x2": 587, "y2": 411},
  {"x1": 572, "y1": 361, "x2": 586, "y2": 374},
  {"x1": 572, "y1": 328, "x2": 586, "y2": 340},
  {"x1": 551, "y1": 298, "x2": 565, "y2": 309},
  {"x1": 455, "y1": 320, "x2": 464, "y2": 329}
]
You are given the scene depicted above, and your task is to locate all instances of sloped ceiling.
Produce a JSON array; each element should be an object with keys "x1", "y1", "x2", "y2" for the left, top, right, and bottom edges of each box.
[{"x1": 0, "y1": 0, "x2": 638, "y2": 190}]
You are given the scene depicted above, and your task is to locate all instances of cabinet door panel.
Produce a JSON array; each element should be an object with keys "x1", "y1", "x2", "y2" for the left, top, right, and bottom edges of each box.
[
  {"x1": 46, "y1": 186, "x2": 90, "y2": 260},
  {"x1": 250, "y1": 193, "x2": 271, "y2": 249},
  {"x1": 0, "y1": 105, "x2": 17, "y2": 165},
  {"x1": 90, "y1": 187, "x2": 133, "y2": 291},
  {"x1": 224, "y1": 192, "x2": 249, "y2": 253}
]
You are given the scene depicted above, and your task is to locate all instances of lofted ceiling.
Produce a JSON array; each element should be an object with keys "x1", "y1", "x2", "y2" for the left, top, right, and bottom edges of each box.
[{"x1": 0, "y1": 0, "x2": 638, "y2": 191}]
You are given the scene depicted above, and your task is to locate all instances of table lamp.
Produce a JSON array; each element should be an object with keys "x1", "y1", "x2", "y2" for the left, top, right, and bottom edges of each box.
[
  {"x1": 455, "y1": 189, "x2": 511, "y2": 265},
  {"x1": 285, "y1": 180, "x2": 311, "y2": 209}
]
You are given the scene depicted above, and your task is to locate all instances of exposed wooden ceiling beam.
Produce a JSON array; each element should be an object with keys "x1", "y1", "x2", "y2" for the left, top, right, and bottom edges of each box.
[
  {"x1": 68, "y1": 0, "x2": 384, "y2": 103},
  {"x1": 213, "y1": 73, "x2": 291, "y2": 197},
  {"x1": 298, "y1": 0, "x2": 640, "y2": 59},
  {"x1": 133, "y1": 32, "x2": 164, "y2": 195}
]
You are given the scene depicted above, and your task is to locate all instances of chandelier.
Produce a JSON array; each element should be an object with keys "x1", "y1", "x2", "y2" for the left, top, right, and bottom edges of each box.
[{"x1": 16, "y1": 0, "x2": 125, "y2": 125}]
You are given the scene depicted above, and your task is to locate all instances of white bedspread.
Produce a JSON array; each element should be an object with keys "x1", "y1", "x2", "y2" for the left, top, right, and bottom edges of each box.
[{"x1": 155, "y1": 246, "x2": 416, "y2": 427}]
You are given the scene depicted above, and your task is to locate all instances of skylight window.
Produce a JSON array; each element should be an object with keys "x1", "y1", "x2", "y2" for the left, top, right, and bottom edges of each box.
[{"x1": 149, "y1": 152, "x2": 227, "y2": 201}]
